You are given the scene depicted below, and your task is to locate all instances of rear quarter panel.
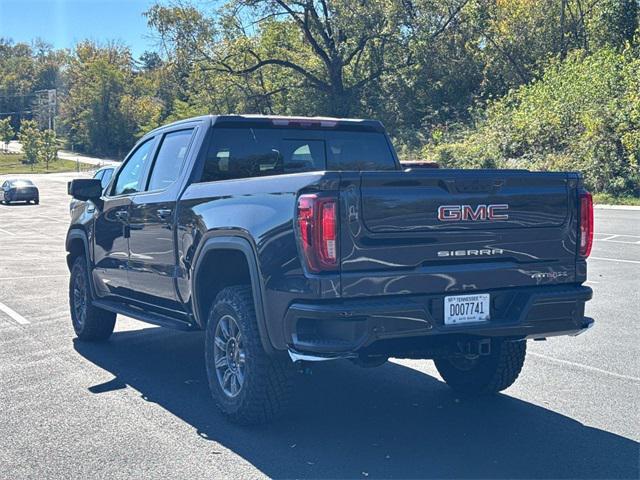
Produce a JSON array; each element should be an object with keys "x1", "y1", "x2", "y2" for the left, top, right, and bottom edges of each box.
[{"x1": 176, "y1": 172, "x2": 341, "y2": 349}]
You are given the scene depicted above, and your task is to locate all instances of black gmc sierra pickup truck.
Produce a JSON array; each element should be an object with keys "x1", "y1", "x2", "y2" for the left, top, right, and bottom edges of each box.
[{"x1": 66, "y1": 114, "x2": 594, "y2": 424}]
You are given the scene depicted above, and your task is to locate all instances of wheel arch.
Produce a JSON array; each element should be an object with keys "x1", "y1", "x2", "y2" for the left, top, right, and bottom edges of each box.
[
  {"x1": 66, "y1": 228, "x2": 90, "y2": 270},
  {"x1": 65, "y1": 228, "x2": 97, "y2": 299},
  {"x1": 191, "y1": 235, "x2": 275, "y2": 354}
]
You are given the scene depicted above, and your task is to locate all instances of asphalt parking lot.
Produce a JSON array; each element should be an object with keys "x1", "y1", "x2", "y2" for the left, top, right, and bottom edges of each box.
[{"x1": 0, "y1": 173, "x2": 638, "y2": 479}]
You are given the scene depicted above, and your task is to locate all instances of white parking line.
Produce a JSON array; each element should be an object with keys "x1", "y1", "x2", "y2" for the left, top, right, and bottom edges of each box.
[
  {"x1": 530, "y1": 352, "x2": 640, "y2": 383},
  {"x1": 594, "y1": 233, "x2": 640, "y2": 245},
  {"x1": 0, "y1": 274, "x2": 68, "y2": 281},
  {"x1": 597, "y1": 239, "x2": 640, "y2": 245},
  {"x1": 0, "y1": 227, "x2": 15, "y2": 236},
  {"x1": 37, "y1": 214, "x2": 69, "y2": 224},
  {"x1": 590, "y1": 256, "x2": 640, "y2": 265},
  {"x1": 0, "y1": 301, "x2": 30, "y2": 325},
  {"x1": 595, "y1": 232, "x2": 640, "y2": 238}
]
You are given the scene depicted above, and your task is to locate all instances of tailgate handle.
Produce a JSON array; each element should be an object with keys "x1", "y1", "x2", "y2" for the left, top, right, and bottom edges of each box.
[{"x1": 448, "y1": 179, "x2": 504, "y2": 194}]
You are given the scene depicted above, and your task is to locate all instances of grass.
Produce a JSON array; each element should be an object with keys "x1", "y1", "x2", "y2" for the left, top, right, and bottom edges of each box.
[
  {"x1": 592, "y1": 193, "x2": 640, "y2": 206},
  {"x1": 0, "y1": 152, "x2": 89, "y2": 174}
]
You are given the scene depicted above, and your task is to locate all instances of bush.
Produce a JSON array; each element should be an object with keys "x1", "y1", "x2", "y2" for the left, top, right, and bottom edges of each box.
[{"x1": 424, "y1": 47, "x2": 640, "y2": 196}]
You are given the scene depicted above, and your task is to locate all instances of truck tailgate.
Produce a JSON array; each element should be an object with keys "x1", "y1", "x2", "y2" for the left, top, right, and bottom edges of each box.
[{"x1": 339, "y1": 170, "x2": 580, "y2": 297}]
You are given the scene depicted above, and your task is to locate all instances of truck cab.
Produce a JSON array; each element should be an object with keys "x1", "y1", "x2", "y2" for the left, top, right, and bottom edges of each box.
[{"x1": 66, "y1": 114, "x2": 594, "y2": 424}]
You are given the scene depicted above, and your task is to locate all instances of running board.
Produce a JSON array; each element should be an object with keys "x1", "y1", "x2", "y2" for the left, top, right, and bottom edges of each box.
[{"x1": 92, "y1": 299, "x2": 196, "y2": 331}]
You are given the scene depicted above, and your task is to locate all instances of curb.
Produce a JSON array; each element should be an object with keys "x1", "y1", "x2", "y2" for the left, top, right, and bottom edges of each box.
[{"x1": 594, "y1": 204, "x2": 640, "y2": 211}]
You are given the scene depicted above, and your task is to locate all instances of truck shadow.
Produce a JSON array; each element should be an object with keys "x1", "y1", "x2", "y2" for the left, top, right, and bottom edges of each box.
[{"x1": 74, "y1": 327, "x2": 638, "y2": 479}]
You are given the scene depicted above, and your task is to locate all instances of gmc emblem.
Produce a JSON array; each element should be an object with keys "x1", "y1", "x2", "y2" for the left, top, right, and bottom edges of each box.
[{"x1": 437, "y1": 204, "x2": 509, "y2": 222}]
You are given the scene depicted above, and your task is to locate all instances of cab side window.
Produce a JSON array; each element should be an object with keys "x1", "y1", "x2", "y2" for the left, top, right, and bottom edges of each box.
[{"x1": 112, "y1": 139, "x2": 155, "y2": 196}]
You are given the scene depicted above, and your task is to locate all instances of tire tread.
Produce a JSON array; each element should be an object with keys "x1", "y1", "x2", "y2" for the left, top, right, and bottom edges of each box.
[
  {"x1": 435, "y1": 340, "x2": 526, "y2": 396},
  {"x1": 206, "y1": 285, "x2": 293, "y2": 425},
  {"x1": 69, "y1": 257, "x2": 116, "y2": 341}
]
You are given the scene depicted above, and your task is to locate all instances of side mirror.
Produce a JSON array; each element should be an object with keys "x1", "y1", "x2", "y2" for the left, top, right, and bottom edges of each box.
[{"x1": 68, "y1": 179, "x2": 103, "y2": 202}]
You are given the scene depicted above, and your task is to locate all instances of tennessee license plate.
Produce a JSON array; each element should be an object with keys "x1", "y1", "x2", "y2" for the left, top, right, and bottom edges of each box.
[{"x1": 444, "y1": 294, "x2": 490, "y2": 325}]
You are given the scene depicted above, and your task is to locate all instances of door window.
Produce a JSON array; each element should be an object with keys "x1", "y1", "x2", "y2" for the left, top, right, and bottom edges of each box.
[
  {"x1": 146, "y1": 129, "x2": 194, "y2": 191},
  {"x1": 93, "y1": 169, "x2": 104, "y2": 184},
  {"x1": 112, "y1": 139, "x2": 155, "y2": 196},
  {"x1": 101, "y1": 168, "x2": 114, "y2": 189}
]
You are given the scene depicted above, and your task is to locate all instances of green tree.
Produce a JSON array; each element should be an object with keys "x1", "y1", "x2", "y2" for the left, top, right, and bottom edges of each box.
[
  {"x1": 0, "y1": 117, "x2": 14, "y2": 152},
  {"x1": 0, "y1": 40, "x2": 37, "y2": 133},
  {"x1": 60, "y1": 41, "x2": 162, "y2": 156},
  {"x1": 18, "y1": 119, "x2": 40, "y2": 164},
  {"x1": 585, "y1": 0, "x2": 638, "y2": 50},
  {"x1": 38, "y1": 129, "x2": 58, "y2": 170},
  {"x1": 147, "y1": 0, "x2": 471, "y2": 117},
  {"x1": 424, "y1": 47, "x2": 640, "y2": 196}
]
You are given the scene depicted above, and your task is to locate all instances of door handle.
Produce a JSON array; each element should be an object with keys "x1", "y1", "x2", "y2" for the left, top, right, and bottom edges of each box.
[{"x1": 156, "y1": 208, "x2": 172, "y2": 220}]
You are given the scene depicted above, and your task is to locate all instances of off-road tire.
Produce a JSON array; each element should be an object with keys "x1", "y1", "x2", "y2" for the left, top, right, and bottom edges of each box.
[
  {"x1": 435, "y1": 339, "x2": 526, "y2": 396},
  {"x1": 69, "y1": 256, "x2": 116, "y2": 341},
  {"x1": 205, "y1": 285, "x2": 293, "y2": 425}
]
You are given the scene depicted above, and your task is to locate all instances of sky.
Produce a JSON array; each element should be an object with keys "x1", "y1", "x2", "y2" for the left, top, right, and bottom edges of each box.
[{"x1": 0, "y1": 0, "x2": 159, "y2": 59}]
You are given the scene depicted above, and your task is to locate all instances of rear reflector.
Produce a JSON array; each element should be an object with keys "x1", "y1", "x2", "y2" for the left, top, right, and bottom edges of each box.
[
  {"x1": 297, "y1": 194, "x2": 338, "y2": 272},
  {"x1": 579, "y1": 191, "x2": 593, "y2": 257}
]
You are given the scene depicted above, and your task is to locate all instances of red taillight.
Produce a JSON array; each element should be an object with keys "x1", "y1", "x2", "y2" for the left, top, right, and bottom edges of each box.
[
  {"x1": 579, "y1": 191, "x2": 593, "y2": 257},
  {"x1": 297, "y1": 194, "x2": 338, "y2": 272}
]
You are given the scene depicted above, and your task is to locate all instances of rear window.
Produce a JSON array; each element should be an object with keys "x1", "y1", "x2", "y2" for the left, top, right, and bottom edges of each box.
[
  {"x1": 10, "y1": 180, "x2": 34, "y2": 187},
  {"x1": 200, "y1": 127, "x2": 396, "y2": 182}
]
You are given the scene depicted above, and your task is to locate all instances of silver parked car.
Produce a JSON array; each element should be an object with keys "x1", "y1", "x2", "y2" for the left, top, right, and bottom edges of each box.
[{"x1": 1, "y1": 179, "x2": 39, "y2": 205}]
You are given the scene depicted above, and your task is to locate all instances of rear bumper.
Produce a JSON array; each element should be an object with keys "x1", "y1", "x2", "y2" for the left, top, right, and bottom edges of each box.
[
  {"x1": 284, "y1": 284, "x2": 593, "y2": 357},
  {"x1": 6, "y1": 189, "x2": 38, "y2": 201}
]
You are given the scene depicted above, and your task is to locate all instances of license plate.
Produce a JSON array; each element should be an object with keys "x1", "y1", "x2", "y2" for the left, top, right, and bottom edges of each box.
[{"x1": 444, "y1": 294, "x2": 490, "y2": 325}]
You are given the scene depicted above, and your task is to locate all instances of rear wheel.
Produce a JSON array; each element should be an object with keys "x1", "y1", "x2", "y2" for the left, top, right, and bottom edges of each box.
[
  {"x1": 205, "y1": 285, "x2": 293, "y2": 425},
  {"x1": 434, "y1": 339, "x2": 526, "y2": 396},
  {"x1": 69, "y1": 256, "x2": 116, "y2": 341}
]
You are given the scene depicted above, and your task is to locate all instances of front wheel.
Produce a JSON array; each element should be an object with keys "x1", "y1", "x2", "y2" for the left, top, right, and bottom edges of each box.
[
  {"x1": 434, "y1": 339, "x2": 526, "y2": 396},
  {"x1": 69, "y1": 256, "x2": 116, "y2": 341},
  {"x1": 205, "y1": 285, "x2": 293, "y2": 425}
]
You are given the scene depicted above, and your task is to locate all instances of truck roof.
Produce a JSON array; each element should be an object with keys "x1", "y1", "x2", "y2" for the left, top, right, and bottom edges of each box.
[{"x1": 147, "y1": 114, "x2": 386, "y2": 135}]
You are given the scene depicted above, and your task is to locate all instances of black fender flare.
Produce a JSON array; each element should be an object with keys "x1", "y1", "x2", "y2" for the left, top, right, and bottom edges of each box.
[
  {"x1": 65, "y1": 228, "x2": 97, "y2": 299},
  {"x1": 191, "y1": 234, "x2": 275, "y2": 354}
]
